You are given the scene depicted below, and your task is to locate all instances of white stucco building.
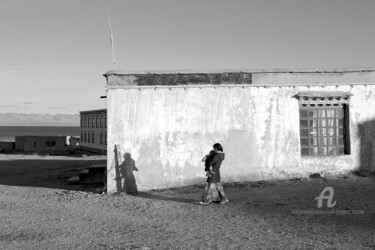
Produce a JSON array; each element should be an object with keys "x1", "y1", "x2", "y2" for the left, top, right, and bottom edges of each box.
[{"x1": 103, "y1": 68, "x2": 375, "y2": 192}]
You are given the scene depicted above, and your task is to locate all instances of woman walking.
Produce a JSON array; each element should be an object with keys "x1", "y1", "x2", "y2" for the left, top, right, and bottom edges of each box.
[{"x1": 200, "y1": 143, "x2": 229, "y2": 205}]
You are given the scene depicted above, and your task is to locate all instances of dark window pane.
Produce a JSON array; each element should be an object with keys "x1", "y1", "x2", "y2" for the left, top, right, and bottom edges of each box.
[
  {"x1": 301, "y1": 148, "x2": 309, "y2": 155},
  {"x1": 328, "y1": 137, "x2": 336, "y2": 146},
  {"x1": 300, "y1": 129, "x2": 309, "y2": 137},
  {"x1": 337, "y1": 128, "x2": 343, "y2": 136},
  {"x1": 300, "y1": 120, "x2": 308, "y2": 127},
  {"x1": 318, "y1": 147, "x2": 327, "y2": 155},
  {"x1": 319, "y1": 137, "x2": 327, "y2": 146},
  {"x1": 327, "y1": 109, "x2": 335, "y2": 117},
  {"x1": 328, "y1": 147, "x2": 337, "y2": 155},
  {"x1": 309, "y1": 111, "x2": 317, "y2": 118},
  {"x1": 310, "y1": 147, "x2": 318, "y2": 156},
  {"x1": 338, "y1": 137, "x2": 344, "y2": 145},
  {"x1": 300, "y1": 110, "x2": 308, "y2": 118},
  {"x1": 336, "y1": 109, "x2": 343, "y2": 117},
  {"x1": 310, "y1": 138, "x2": 318, "y2": 146},
  {"x1": 338, "y1": 119, "x2": 343, "y2": 126},
  {"x1": 338, "y1": 147, "x2": 344, "y2": 155},
  {"x1": 309, "y1": 119, "x2": 317, "y2": 127},
  {"x1": 301, "y1": 138, "x2": 309, "y2": 146}
]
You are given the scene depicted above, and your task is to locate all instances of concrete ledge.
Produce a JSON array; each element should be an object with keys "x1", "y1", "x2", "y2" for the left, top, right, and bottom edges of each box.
[{"x1": 105, "y1": 68, "x2": 375, "y2": 87}]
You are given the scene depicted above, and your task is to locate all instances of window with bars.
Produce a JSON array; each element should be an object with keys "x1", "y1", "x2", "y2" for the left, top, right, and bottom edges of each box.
[
  {"x1": 297, "y1": 91, "x2": 351, "y2": 156},
  {"x1": 300, "y1": 106, "x2": 349, "y2": 156}
]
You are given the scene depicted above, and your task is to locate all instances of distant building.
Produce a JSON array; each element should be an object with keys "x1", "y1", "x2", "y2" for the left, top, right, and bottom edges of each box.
[
  {"x1": 0, "y1": 141, "x2": 15, "y2": 152},
  {"x1": 15, "y1": 136, "x2": 68, "y2": 154},
  {"x1": 79, "y1": 109, "x2": 107, "y2": 154},
  {"x1": 68, "y1": 136, "x2": 80, "y2": 148}
]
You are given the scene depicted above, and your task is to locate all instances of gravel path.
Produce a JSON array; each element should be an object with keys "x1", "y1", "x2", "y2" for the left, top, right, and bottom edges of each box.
[{"x1": 0, "y1": 156, "x2": 374, "y2": 249}]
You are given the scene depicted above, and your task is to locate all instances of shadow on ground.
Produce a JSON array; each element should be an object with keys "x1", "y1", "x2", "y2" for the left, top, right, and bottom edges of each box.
[
  {"x1": 135, "y1": 191, "x2": 201, "y2": 205},
  {"x1": 0, "y1": 159, "x2": 106, "y2": 191}
]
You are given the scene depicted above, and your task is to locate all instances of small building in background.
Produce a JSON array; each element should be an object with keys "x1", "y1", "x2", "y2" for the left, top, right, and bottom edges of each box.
[
  {"x1": 15, "y1": 136, "x2": 68, "y2": 154},
  {"x1": 0, "y1": 141, "x2": 15, "y2": 152},
  {"x1": 79, "y1": 109, "x2": 107, "y2": 154},
  {"x1": 68, "y1": 136, "x2": 80, "y2": 148}
]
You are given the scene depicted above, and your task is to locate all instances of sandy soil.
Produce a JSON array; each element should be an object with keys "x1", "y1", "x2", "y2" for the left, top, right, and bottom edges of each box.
[{"x1": 0, "y1": 155, "x2": 375, "y2": 249}]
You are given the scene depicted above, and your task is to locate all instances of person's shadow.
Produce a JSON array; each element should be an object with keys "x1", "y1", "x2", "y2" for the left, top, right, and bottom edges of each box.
[{"x1": 119, "y1": 152, "x2": 138, "y2": 194}]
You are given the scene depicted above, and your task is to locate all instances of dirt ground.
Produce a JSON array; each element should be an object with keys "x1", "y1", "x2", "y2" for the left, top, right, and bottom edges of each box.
[{"x1": 0, "y1": 155, "x2": 375, "y2": 250}]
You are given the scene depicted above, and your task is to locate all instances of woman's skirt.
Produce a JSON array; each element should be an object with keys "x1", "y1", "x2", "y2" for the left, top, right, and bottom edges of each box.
[{"x1": 201, "y1": 182, "x2": 225, "y2": 203}]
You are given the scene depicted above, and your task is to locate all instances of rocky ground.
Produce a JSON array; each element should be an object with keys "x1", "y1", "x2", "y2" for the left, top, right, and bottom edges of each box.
[{"x1": 0, "y1": 155, "x2": 375, "y2": 249}]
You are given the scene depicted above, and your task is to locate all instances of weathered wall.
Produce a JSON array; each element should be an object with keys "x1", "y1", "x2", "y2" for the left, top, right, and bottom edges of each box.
[
  {"x1": 0, "y1": 141, "x2": 14, "y2": 151},
  {"x1": 106, "y1": 80, "x2": 375, "y2": 192},
  {"x1": 15, "y1": 136, "x2": 67, "y2": 153}
]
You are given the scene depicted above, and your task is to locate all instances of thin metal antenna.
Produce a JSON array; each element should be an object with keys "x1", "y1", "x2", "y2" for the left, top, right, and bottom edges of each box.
[{"x1": 106, "y1": 8, "x2": 116, "y2": 70}]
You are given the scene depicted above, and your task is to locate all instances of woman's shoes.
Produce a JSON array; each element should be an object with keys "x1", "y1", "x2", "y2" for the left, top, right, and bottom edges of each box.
[
  {"x1": 219, "y1": 199, "x2": 229, "y2": 205},
  {"x1": 199, "y1": 201, "x2": 211, "y2": 205}
]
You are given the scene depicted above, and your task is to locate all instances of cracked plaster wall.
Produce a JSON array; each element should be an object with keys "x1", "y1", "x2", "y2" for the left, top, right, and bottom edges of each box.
[{"x1": 106, "y1": 83, "x2": 375, "y2": 191}]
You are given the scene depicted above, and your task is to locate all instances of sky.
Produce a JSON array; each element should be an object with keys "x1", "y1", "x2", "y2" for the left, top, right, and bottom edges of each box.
[{"x1": 1, "y1": 0, "x2": 375, "y2": 114}]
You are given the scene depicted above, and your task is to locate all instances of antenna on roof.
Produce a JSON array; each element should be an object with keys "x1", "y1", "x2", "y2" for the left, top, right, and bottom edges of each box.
[{"x1": 106, "y1": 8, "x2": 116, "y2": 70}]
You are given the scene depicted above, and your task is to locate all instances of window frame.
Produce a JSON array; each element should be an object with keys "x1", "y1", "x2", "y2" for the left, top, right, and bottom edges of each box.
[
  {"x1": 297, "y1": 91, "x2": 351, "y2": 157},
  {"x1": 299, "y1": 105, "x2": 350, "y2": 156}
]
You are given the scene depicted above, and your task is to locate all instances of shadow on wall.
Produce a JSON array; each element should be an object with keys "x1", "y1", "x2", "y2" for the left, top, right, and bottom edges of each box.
[
  {"x1": 358, "y1": 119, "x2": 375, "y2": 172},
  {"x1": 114, "y1": 145, "x2": 138, "y2": 194}
]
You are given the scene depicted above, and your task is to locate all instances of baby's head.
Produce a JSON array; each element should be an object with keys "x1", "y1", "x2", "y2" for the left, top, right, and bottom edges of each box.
[
  {"x1": 209, "y1": 150, "x2": 215, "y2": 155},
  {"x1": 124, "y1": 153, "x2": 131, "y2": 159}
]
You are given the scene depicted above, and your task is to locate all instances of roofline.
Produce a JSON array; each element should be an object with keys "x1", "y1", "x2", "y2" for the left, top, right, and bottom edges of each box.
[
  {"x1": 15, "y1": 135, "x2": 68, "y2": 138},
  {"x1": 79, "y1": 109, "x2": 107, "y2": 114},
  {"x1": 103, "y1": 67, "x2": 375, "y2": 76}
]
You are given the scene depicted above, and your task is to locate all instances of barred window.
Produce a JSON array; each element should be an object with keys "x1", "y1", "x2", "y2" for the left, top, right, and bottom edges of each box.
[{"x1": 297, "y1": 91, "x2": 351, "y2": 156}]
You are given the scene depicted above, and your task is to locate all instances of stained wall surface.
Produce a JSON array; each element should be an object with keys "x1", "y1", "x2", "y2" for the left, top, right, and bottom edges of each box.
[{"x1": 105, "y1": 71, "x2": 375, "y2": 192}]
